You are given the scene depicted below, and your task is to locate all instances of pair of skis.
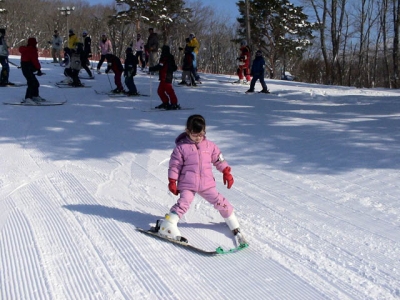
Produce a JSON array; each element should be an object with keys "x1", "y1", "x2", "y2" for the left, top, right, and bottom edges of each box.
[{"x1": 137, "y1": 226, "x2": 248, "y2": 256}]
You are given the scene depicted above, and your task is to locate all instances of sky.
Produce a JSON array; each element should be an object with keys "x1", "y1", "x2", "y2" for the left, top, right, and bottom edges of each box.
[{"x1": 1, "y1": 54, "x2": 400, "y2": 299}]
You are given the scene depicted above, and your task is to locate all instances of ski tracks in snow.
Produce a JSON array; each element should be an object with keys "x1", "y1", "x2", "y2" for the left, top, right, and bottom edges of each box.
[{"x1": 233, "y1": 164, "x2": 400, "y2": 299}]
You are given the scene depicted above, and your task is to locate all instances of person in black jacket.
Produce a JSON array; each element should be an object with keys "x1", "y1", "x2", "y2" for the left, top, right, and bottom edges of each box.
[
  {"x1": 124, "y1": 47, "x2": 139, "y2": 95},
  {"x1": 77, "y1": 42, "x2": 93, "y2": 78},
  {"x1": 82, "y1": 30, "x2": 92, "y2": 73},
  {"x1": 247, "y1": 50, "x2": 269, "y2": 93},
  {"x1": 149, "y1": 45, "x2": 180, "y2": 110}
]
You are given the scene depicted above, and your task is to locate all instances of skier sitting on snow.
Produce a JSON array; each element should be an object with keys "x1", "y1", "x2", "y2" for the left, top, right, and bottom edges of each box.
[
  {"x1": 246, "y1": 50, "x2": 269, "y2": 94},
  {"x1": 156, "y1": 114, "x2": 247, "y2": 246}
]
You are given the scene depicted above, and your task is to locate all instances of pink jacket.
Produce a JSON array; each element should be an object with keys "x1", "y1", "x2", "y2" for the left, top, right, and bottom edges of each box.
[
  {"x1": 99, "y1": 39, "x2": 112, "y2": 55},
  {"x1": 168, "y1": 133, "x2": 229, "y2": 191}
]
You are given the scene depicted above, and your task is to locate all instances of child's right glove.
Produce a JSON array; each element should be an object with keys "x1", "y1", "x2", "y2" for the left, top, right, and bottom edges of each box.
[
  {"x1": 168, "y1": 178, "x2": 179, "y2": 195},
  {"x1": 223, "y1": 167, "x2": 234, "y2": 189}
]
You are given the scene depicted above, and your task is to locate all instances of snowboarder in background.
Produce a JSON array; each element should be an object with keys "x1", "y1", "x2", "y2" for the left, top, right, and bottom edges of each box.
[
  {"x1": 0, "y1": 28, "x2": 13, "y2": 86},
  {"x1": 48, "y1": 30, "x2": 63, "y2": 63},
  {"x1": 235, "y1": 40, "x2": 251, "y2": 84},
  {"x1": 19, "y1": 37, "x2": 45, "y2": 104},
  {"x1": 67, "y1": 29, "x2": 79, "y2": 51},
  {"x1": 124, "y1": 47, "x2": 139, "y2": 96},
  {"x1": 247, "y1": 50, "x2": 269, "y2": 93},
  {"x1": 105, "y1": 53, "x2": 124, "y2": 93},
  {"x1": 156, "y1": 114, "x2": 247, "y2": 246},
  {"x1": 97, "y1": 33, "x2": 112, "y2": 74},
  {"x1": 149, "y1": 45, "x2": 180, "y2": 110}
]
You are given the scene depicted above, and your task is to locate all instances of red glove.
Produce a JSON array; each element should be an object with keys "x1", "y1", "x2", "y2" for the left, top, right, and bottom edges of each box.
[
  {"x1": 223, "y1": 167, "x2": 234, "y2": 189},
  {"x1": 168, "y1": 178, "x2": 179, "y2": 195}
]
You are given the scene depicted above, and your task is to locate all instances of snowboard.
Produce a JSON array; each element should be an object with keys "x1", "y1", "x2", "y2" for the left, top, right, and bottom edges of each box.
[{"x1": 3, "y1": 100, "x2": 67, "y2": 106}]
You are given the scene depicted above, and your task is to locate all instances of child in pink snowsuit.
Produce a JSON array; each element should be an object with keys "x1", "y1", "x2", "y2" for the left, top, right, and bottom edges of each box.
[{"x1": 157, "y1": 115, "x2": 246, "y2": 245}]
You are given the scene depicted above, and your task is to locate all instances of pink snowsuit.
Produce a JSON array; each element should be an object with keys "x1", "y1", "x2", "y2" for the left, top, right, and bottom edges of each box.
[{"x1": 168, "y1": 133, "x2": 234, "y2": 218}]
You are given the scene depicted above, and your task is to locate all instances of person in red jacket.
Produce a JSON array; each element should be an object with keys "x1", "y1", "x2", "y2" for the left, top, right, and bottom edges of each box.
[
  {"x1": 149, "y1": 45, "x2": 180, "y2": 110},
  {"x1": 19, "y1": 37, "x2": 45, "y2": 104},
  {"x1": 105, "y1": 53, "x2": 124, "y2": 93},
  {"x1": 235, "y1": 40, "x2": 251, "y2": 84}
]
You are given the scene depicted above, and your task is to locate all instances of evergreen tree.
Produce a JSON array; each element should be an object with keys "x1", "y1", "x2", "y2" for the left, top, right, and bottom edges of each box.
[
  {"x1": 236, "y1": 0, "x2": 314, "y2": 78},
  {"x1": 116, "y1": 0, "x2": 192, "y2": 45}
]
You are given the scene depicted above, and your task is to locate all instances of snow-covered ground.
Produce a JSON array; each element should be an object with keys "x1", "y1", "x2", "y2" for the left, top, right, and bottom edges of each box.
[{"x1": 1, "y1": 55, "x2": 400, "y2": 299}]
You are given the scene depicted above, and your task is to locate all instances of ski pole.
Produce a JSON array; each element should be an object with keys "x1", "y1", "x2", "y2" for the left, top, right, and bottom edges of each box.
[
  {"x1": 106, "y1": 72, "x2": 113, "y2": 91},
  {"x1": 149, "y1": 72, "x2": 153, "y2": 109}
]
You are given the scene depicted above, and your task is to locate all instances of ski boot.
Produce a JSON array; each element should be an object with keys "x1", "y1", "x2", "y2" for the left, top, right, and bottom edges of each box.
[
  {"x1": 224, "y1": 212, "x2": 248, "y2": 247},
  {"x1": 155, "y1": 213, "x2": 186, "y2": 242},
  {"x1": 155, "y1": 102, "x2": 170, "y2": 109},
  {"x1": 169, "y1": 104, "x2": 181, "y2": 110}
]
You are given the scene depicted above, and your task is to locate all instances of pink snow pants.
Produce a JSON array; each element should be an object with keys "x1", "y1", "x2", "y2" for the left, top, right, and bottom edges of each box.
[{"x1": 171, "y1": 188, "x2": 233, "y2": 219}]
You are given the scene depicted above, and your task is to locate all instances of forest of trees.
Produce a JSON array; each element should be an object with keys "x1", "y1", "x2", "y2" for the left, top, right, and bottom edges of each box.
[{"x1": 1, "y1": 0, "x2": 400, "y2": 89}]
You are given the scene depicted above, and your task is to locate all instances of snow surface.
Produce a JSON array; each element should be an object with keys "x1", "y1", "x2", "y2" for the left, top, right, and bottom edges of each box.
[{"x1": 1, "y1": 55, "x2": 400, "y2": 299}]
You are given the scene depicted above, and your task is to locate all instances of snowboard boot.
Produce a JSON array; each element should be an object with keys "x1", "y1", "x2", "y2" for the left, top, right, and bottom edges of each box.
[
  {"x1": 260, "y1": 89, "x2": 270, "y2": 94},
  {"x1": 224, "y1": 212, "x2": 248, "y2": 246},
  {"x1": 157, "y1": 213, "x2": 182, "y2": 241}
]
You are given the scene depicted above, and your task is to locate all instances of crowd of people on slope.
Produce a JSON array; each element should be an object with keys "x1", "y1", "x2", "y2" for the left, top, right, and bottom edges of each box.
[{"x1": 2, "y1": 26, "x2": 270, "y2": 106}]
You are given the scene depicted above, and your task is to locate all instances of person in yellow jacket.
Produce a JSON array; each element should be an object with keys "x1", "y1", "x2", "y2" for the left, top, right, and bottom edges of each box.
[
  {"x1": 186, "y1": 33, "x2": 201, "y2": 82},
  {"x1": 68, "y1": 29, "x2": 79, "y2": 50}
]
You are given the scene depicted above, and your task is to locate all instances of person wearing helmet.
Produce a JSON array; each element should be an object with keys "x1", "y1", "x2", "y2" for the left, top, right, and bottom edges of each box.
[
  {"x1": 124, "y1": 47, "x2": 139, "y2": 95},
  {"x1": 19, "y1": 37, "x2": 45, "y2": 104},
  {"x1": 246, "y1": 50, "x2": 269, "y2": 93}
]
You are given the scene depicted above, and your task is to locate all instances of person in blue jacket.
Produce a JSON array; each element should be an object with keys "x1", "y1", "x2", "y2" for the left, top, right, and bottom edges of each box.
[{"x1": 246, "y1": 50, "x2": 269, "y2": 93}]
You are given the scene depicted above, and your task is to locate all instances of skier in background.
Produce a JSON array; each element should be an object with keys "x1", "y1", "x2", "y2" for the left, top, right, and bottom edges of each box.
[
  {"x1": 149, "y1": 45, "x2": 180, "y2": 110},
  {"x1": 82, "y1": 30, "x2": 93, "y2": 73},
  {"x1": 0, "y1": 28, "x2": 13, "y2": 86},
  {"x1": 186, "y1": 33, "x2": 201, "y2": 83},
  {"x1": 145, "y1": 28, "x2": 159, "y2": 73},
  {"x1": 124, "y1": 47, "x2": 139, "y2": 96},
  {"x1": 133, "y1": 33, "x2": 145, "y2": 71},
  {"x1": 97, "y1": 33, "x2": 112, "y2": 74},
  {"x1": 246, "y1": 50, "x2": 269, "y2": 93},
  {"x1": 48, "y1": 30, "x2": 63, "y2": 63},
  {"x1": 105, "y1": 53, "x2": 124, "y2": 93},
  {"x1": 19, "y1": 37, "x2": 45, "y2": 104},
  {"x1": 156, "y1": 114, "x2": 247, "y2": 246}
]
